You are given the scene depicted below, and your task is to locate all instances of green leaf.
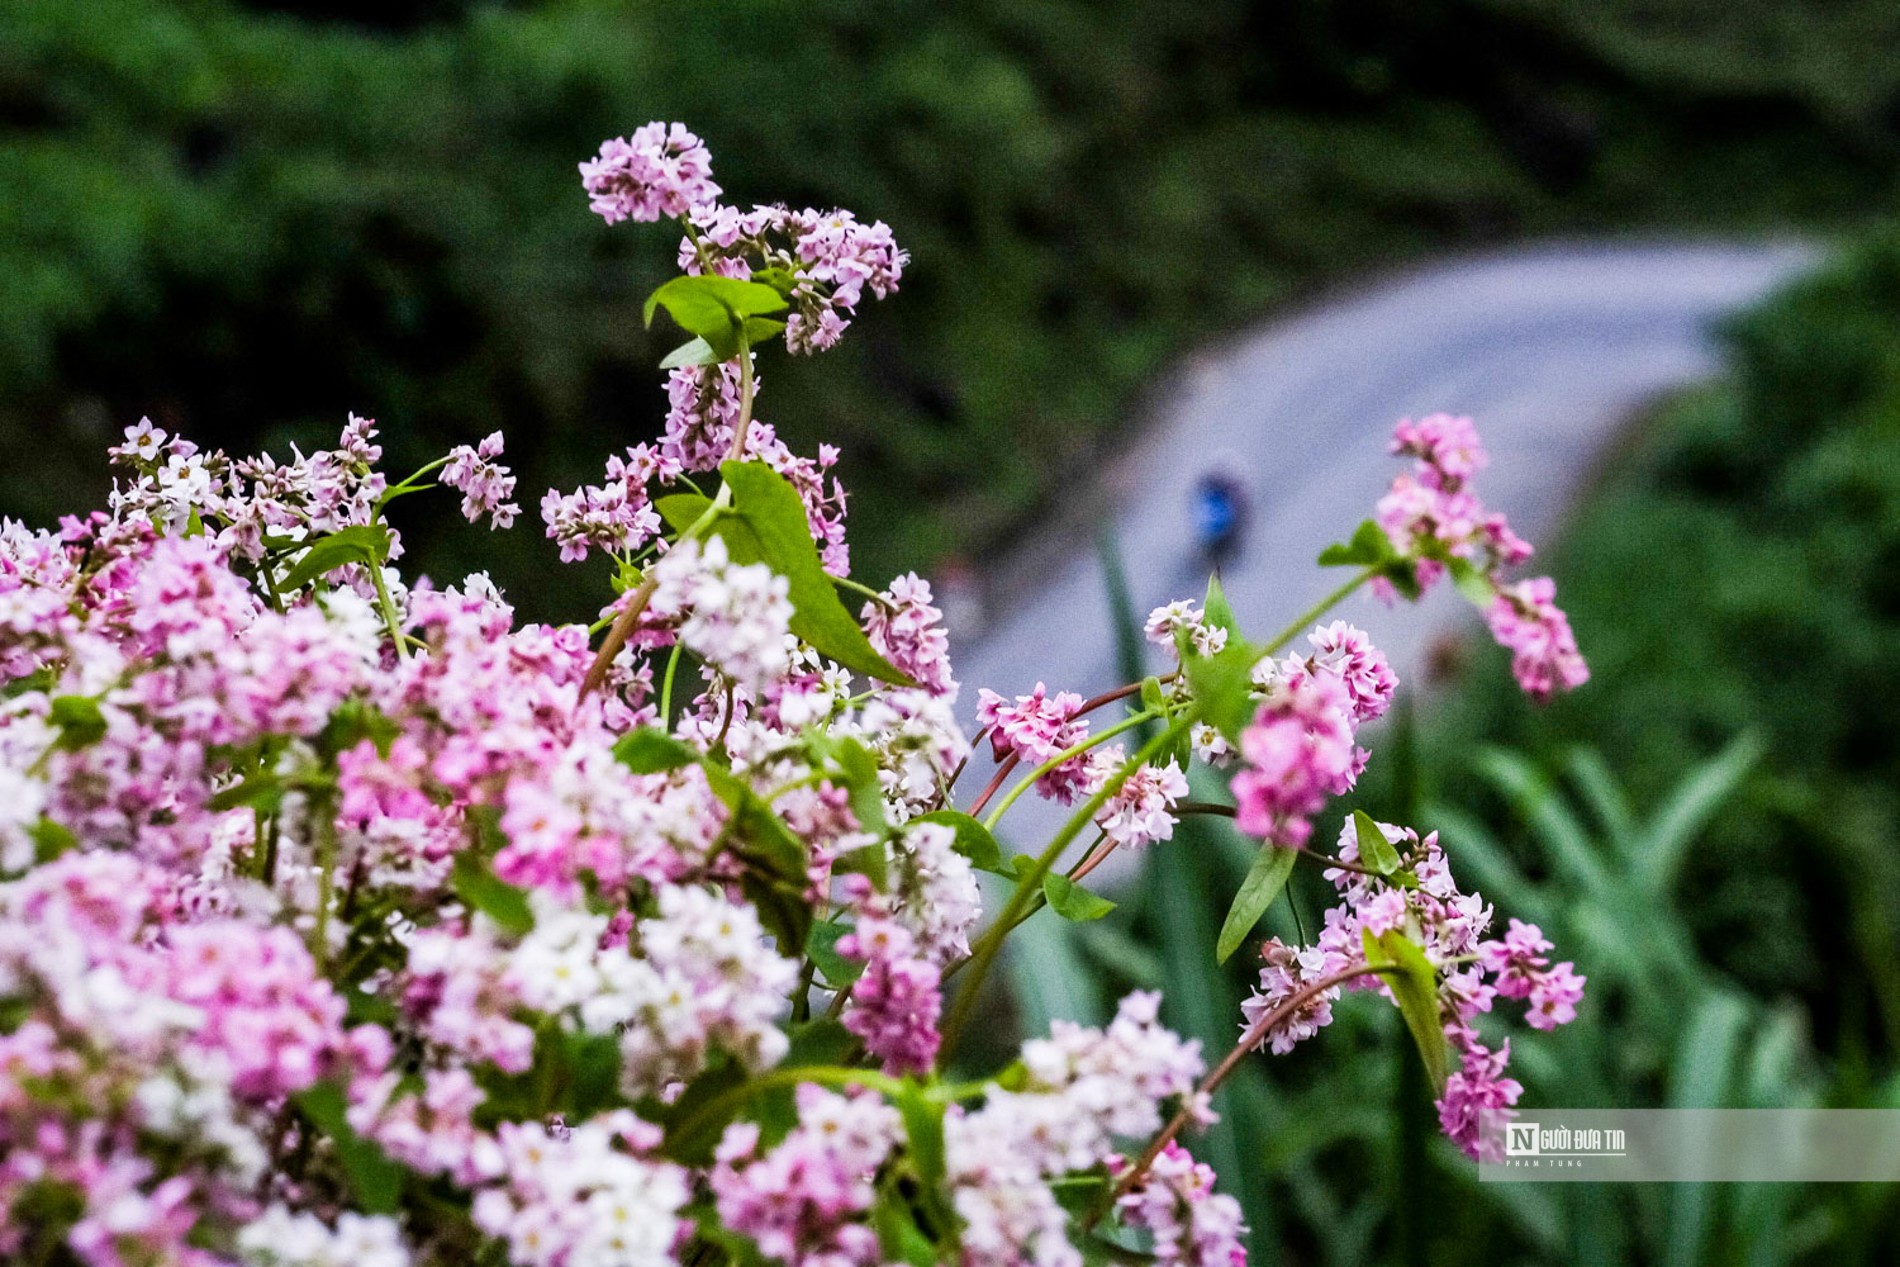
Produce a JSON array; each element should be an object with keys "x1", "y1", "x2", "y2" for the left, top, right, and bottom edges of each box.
[
  {"x1": 700, "y1": 765, "x2": 813, "y2": 952},
  {"x1": 810, "y1": 733, "x2": 888, "y2": 836},
  {"x1": 293, "y1": 1081, "x2": 405, "y2": 1214},
  {"x1": 613, "y1": 727, "x2": 699, "y2": 775},
  {"x1": 1216, "y1": 844, "x2": 1298, "y2": 963},
  {"x1": 894, "y1": 1082, "x2": 961, "y2": 1251},
  {"x1": 833, "y1": 841, "x2": 890, "y2": 890},
  {"x1": 278, "y1": 524, "x2": 390, "y2": 593},
  {"x1": 342, "y1": 986, "x2": 401, "y2": 1029},
  {"x1": 659, "y1": 336, "x2": 718, "y2": 369},
  {"x1": 872, "y1": 1191, "x2": 939, "y2": 1267},
  {"x1": 751, "y1": 266, "x2": 799, "y2": 298},
  {"x1": 208, "y1": 772, "x2": 285, "y2": 814},
  {"x1": 1362, "y1": 927, "x2": 1449, "y2": 1095},
  {"x1": 28, "y1": 818, "x2": 77, "y2": 866},
  {"x1": 1202, "y1": 572, "x2": 1242, "y2": 635},
  {"x1": 643, "y1": 276, "x2": 789, "y2": 360},
  {"x1": 1177, "y1": 627, "x2": 1261, "y2": 744},
  {"x1": 1139, "y1": 675, "x2": 1168, "y2": 716},
  {"x1": 655, "y1": 492, "x2": 716, "y2": 535},
  {"x1": 450, "y1": 850, "x2": 534, "y2": 938},
  {"x1": 741, "y1": 315, "x2": 787, "y2": 345},
  {"x1": 655, "y1": 1059, "x2": 750, "y2": 1165},
  {"x1": 1445, "y1": 556, "x2": 1497, "y2": 607},
  {"x1": 910, "y1": 810, "x2": 1006, "y2": 875},
  {"x1": 784, "y1": 1017, "x2": 856, "y2": 1068},
  {"x1": 896, "y1": 1082, "x2": 948, "y2": 1189},
  {"x1": 1352, "y1": 809, "x2": 1403, "y2": 875},
  {"x1": 564, "y1": 1031, "x2": 624, "y2": 1119},
  {"x1": 1317, "y1": 519, "x2": 1396, "y2": 567},
  {"x1": 1042, "y1": 871, "x2": 1116, "y2": 921},
  {"x1": 48, "y1": 695, "x2": 106, "y2": 750},
  {"x1": 806, "y1": 921, "x2": 867, "y2": 988},
  {"x1": 716, "y1": 461, "x2": 916, "y2": 685},
  {"x1": 701, "y1": 764, "x2": 808, "y2": 881}
]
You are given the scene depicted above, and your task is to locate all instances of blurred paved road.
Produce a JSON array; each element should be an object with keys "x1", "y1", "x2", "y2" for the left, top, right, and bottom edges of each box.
[{"x1": 953, "y1": 239, "x2": 1817, "y2": 842}]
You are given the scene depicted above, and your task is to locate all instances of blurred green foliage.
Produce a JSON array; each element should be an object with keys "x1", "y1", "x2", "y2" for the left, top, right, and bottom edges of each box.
[{"x1": 7, "y1": 0, "x2": 1900, "y2": 616}]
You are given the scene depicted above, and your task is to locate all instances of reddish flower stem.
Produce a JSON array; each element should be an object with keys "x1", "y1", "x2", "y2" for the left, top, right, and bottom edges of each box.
[{"x1": 1093, "y1": 960, "x2": 1394, "y2": 1223}]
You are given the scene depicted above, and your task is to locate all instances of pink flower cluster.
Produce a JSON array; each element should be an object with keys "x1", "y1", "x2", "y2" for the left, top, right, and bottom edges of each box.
[
  {"x1": 712, "y1": 1086, "x2": 899, "y2": 1267},
  {"x1": 1113, "y1": 1143, "x2": 1248, "y2": 1267},
  {"x1": 1486, "y1": 577, "x2": 1590, "y2": 703},
  {"x1": 1375, "y1": 413, "x2": 1531, "y2": 594},
  {"x1": 581, "y1": 122, "x2": 721, "y2": 224},
  {"x1": 1240, "y1": 816, "x2": 1584, "y2": 1159},
  {"x1": 1229, "y1": 622, "x2": 1393, "y2": 850},
  {"x1": 1374, "y1": 415, "x2": 1587, "y2": 701},
  {"x1": 676, "y1": 203, "x2": 909, "y2": 355},
  {"x1": 440, "y1": 432, "x2": 520, "y2": 529}
]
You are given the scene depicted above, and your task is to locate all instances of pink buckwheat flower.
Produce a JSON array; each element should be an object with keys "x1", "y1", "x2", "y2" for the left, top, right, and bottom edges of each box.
[
  {"x1": 1113, "y1": 1142, "x2": 1248, "y2": 1267},
  {"x1": 441, "y1": 432, "x2": 519, "y2": 529},
  {"x1": 1302, "y1": 621, "x2": 1397, "y2": 723},
  {"x1": 1229, "y1": 671, "x2": 1357, "y2": 849},
  {"x1": 1485, "y1": 576, "x2": 1589, "y2": 702},
  {"x1": 974, "y1": 682, "x2": 1096, "y2": 802},
  {"x1": 863, "y1": 572, "x2": 956, "y2": 698},
  {"x1": 1436, "y1": 1040, "x2": 1524, "y2": 1161},
  {"x1": 580, "y1": 122, "x2": 720, "y2": 224},
  {"x1": 1092, "y1": 752, "x2": 1190, "y2": 849}
]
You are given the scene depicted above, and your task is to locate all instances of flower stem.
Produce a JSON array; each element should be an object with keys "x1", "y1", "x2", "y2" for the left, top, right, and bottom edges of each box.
[
  {"x1": 580, "y1": 483, "x2": 730, "y2": 701},
  {"x1": 667, "y1": 1064, "x2": 904, "y2": 1149},
  {"x1": 966, "y1": 754, "x2": 1019, "y2": 818},
  {"x1": 981, "y1": 708, "x2": 1160, "y2": 832},
  {"x1": 1094, "y1": 959, "x2": 1394, "y2": 1223},
  {"x1": 941, "y1": 713, "x2": 1196, "y2": 1059},
  {"x1": 659, "y1": 643, "x2": 684, "y2": 724},
  {"x1": 367, "y1": 560, "x2": 410, "y2": 660},
  {"x1": 1259, "y1": 567, "x2": 1378, "y2": 657}
]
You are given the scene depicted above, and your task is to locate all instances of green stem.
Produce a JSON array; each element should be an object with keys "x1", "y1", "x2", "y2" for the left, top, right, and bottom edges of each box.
[
  {"x1": 1259, "y1": 566, "x2": 1378, "y2": 656},
  {"x1": 378, "y1": 456, "x2": 450, "y2": 508},
  {"x1": 832, "y1": 573, "x2": 891, "y2": 609},
  {"x1": 943, "y1": 713, "x2": 1196, "y2": 1058},
  {"x1": 667, "y1": 1064, "x2": 905, "y2": 1149},
  {"x1": 366, "y1": 558, "x2": 410, "y2": 660},
  {"x1": 729, "y1": 343, "x2": 756, "y2": 462},
  {"x1": 579, "y1": 484, "x2": 731, "y2": 700},
  {"x1": 311, "y1": 791, "x2": 339, "y2": 973},
  {"x1": 659, "y1": 643, "x2": 684, "y2": 724},
  {"x1": 982, "y1": 708, "x2": 1160, "y2": 832}
]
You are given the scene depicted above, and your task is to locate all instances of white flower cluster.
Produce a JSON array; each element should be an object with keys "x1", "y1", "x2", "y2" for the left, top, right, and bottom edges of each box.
[
  {"x1": 471, "y1": 1115, "x2": 690, "y2": 1267},
  {"x1": 506, "y1": 887, "x2": 799, "y2": 1095},
  {"x1": 890, "y1": 820, "x2": 983, "y2": 961},
  {"x1": 651, "y1": 536, "x2": 795, "y2": 694},
  {"x1": 947, "y1": 993, "x2": 1206, "y2": 1267},
  {"x1": 237, "y1": 1208, "x2": 410, "y2": 1267}
]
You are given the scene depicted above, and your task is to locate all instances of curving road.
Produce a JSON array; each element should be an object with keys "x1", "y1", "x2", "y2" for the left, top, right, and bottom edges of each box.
[{"x1": 953, "y1": 239, "x2": 1818, "y2": 843}]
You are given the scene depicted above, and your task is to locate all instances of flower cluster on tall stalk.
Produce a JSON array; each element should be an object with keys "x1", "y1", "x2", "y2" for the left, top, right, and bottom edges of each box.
[{"x1": 0, "y1": 122, "x2": 1585, "y2": 1267}]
